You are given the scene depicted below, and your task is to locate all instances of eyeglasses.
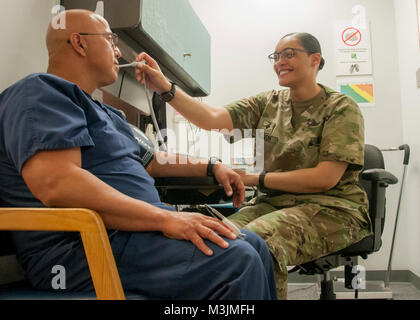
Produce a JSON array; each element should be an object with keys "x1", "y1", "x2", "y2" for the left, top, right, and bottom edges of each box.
[
  {"x1": 67, "y1": 32, "x2": 119, "y2": 47},
  {"x1": 268, "y1": 47, "x2": 312, "y2": 63}
]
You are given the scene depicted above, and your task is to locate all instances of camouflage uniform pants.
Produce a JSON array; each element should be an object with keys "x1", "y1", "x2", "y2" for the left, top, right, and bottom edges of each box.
[{"x1": 228, "y1": 201, "x2": 372, "y2": 299}]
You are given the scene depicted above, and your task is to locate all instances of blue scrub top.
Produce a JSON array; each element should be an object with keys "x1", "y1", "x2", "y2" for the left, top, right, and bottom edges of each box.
[{"x1": 0, "y1": 73, "x2": 172, "y2": 262}]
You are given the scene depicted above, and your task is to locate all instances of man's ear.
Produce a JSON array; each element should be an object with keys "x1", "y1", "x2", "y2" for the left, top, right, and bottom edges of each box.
[{"x1": 68, "y1": 33, "x2": 87, "y2": 57}]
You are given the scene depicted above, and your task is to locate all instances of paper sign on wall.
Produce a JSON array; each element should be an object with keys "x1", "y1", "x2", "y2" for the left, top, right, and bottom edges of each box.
[
  {"x1": 334, "y1": 21, "x2": 373, "y2": 76},
  {"x1": 336, "y1": 76, "x2": 375, "y2": 107}
]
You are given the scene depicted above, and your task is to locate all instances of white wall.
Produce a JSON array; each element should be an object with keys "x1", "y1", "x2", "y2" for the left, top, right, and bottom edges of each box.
[
  {"x1": 394, "y1": 0, "x2": 420, "y2": 278},
  {"x1": 0, "y1": 0, "x2": 58, "y2": 91},
  {"x1": 189, "y1": 0, "x2": 410, "y2": 272}
]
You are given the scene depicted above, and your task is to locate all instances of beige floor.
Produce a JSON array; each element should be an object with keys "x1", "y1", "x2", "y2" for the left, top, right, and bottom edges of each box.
[{"x1": 287, "y1": 282, "x2": 420, "y2": 300}]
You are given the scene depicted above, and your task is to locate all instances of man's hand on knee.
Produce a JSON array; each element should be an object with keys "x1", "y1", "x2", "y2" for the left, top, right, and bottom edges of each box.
[{"x1": 161, "y1": 211, "x2": 237, "y2": 256}]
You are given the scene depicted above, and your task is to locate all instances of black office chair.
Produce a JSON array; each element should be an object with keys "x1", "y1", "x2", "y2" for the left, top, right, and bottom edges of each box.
[{"x1": 288, "y1": 144, "x2": 398, "y2": 299}]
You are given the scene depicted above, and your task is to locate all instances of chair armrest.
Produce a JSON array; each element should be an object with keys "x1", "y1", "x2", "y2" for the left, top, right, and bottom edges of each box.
[
  {"x1": 361, "y1": 169, "x2": 398, "y2": 185},
  {"x1": 154, "y1": 176, "x2": 220, "y2": 188},
  {"x1": 154, "y1": 177, "x2": 227, "y2": 205},
  {"x1": 0, "y1": 208, "x2": 125, "y2": 300}
]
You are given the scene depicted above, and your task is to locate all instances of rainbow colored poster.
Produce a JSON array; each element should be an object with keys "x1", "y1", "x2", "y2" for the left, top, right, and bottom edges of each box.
[{"x1": 337, "y1": 77, "x2": 375, "y2": 107}]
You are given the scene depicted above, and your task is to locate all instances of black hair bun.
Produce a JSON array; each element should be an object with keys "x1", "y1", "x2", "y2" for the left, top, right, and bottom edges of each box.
[{"x1": 319, "y1": 57, "x2": 325, "y2": 70}]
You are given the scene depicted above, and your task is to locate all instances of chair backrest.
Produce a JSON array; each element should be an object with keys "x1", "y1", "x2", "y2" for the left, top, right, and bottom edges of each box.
[
  {"x1": 359, "y1": 144, "x2": 386, "y2": 190},
  {"x1": 359, "y1": 144, "x2": 386, "y2": 234}
]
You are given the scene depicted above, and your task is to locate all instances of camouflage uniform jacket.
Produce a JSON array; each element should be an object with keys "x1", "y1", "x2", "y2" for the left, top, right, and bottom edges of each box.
[{"x1": 224, "y1": 84, "x2": 370, "y2": 223}]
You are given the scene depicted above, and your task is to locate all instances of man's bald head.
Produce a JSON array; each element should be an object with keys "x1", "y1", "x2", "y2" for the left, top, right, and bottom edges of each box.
[
  {"x1": 46, "y1": 9, "x2": 121, "y2": 94},
  {"x1": 46, "y1": 9, "x2": 108, "y2": 56}
]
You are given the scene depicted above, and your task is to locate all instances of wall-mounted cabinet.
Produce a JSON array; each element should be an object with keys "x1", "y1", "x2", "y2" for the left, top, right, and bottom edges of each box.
[{"x1": 61, "y1": 0, "x2": 211, "y2": 96}]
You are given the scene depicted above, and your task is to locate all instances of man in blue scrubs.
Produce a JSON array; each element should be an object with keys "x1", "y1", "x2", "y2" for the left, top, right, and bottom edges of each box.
[{"x1": 0, "y1": 10, "x2": 277, "y2": 299}]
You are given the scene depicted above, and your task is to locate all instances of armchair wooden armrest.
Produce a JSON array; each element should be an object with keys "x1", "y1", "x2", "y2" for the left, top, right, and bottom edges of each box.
[{"x1": 0, "y1": 208, "x2": 125, "y2": 300}]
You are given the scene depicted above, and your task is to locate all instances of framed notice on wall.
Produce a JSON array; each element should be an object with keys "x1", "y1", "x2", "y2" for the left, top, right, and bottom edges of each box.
[
  {"x1": 334, "y1": 21, "x2": 373, "y2": 76},
  {"x1": 337, "y1": 76, "x2": 375, "y2": 107},
  {"x1": 417, "y1": 0, "x2": 420, "y2": 48}
]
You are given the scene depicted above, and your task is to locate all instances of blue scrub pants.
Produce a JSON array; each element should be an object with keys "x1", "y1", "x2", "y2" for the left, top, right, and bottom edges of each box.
[
  {"x1": 27, "y1": 229, "x2": 278, "y2": 300},
  {"x1": 114, "y1": 229, "x2": 277, "y2": 299}
]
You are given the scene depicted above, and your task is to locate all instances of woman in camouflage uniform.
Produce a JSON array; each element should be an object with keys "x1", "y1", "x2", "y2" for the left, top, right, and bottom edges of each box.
[{"x1": 136, "y1": 32, "x2": 372, "y2": 300}]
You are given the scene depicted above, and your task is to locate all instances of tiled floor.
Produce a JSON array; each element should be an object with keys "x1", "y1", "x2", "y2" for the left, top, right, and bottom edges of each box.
[
  {"x1": 287, "y1": 282, "x2": 420, "y2": 300},
  {"x1": 388, "y1": 283, "x2": 420, "y2": 300}
]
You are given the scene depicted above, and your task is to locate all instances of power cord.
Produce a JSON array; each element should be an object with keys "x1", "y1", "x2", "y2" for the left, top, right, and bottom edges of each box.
[
  {"x1": 143, "y1": 77, "x2": 167, "y2": 152},
  {"x1": 118, "y1": 71, "x2": 126, "y2": 99},
  {"x1": 117, "y1": 61, "x2": 168, "y2": 152}
]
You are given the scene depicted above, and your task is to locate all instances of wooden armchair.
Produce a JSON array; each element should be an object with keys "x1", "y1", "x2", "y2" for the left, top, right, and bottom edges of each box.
[{"x1": 0, "y1": 208, "x2": 125, "y2": 300}]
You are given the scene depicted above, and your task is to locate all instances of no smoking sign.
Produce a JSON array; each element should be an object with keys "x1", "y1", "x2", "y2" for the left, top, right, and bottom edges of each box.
[
  {"x1": 342, "y1": 27, "x2": 362, "y2": 47},
  {"x1": 334, "y1": 21, "x2": 372, "y2": 75}
]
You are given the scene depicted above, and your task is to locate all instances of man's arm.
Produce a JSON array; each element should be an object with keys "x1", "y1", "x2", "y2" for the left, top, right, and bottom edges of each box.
[
  {"x1": 21, "y1": 147, "x2": 237, "y2": 256},
  {"x1": 237, "y1": 161, "x2": 348, "y2": 193}
]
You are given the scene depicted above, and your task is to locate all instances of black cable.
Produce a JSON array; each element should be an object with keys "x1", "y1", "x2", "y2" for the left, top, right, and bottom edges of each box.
[{"x1": 118, "y1": 71, "x2": 126, "y2": 98}]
